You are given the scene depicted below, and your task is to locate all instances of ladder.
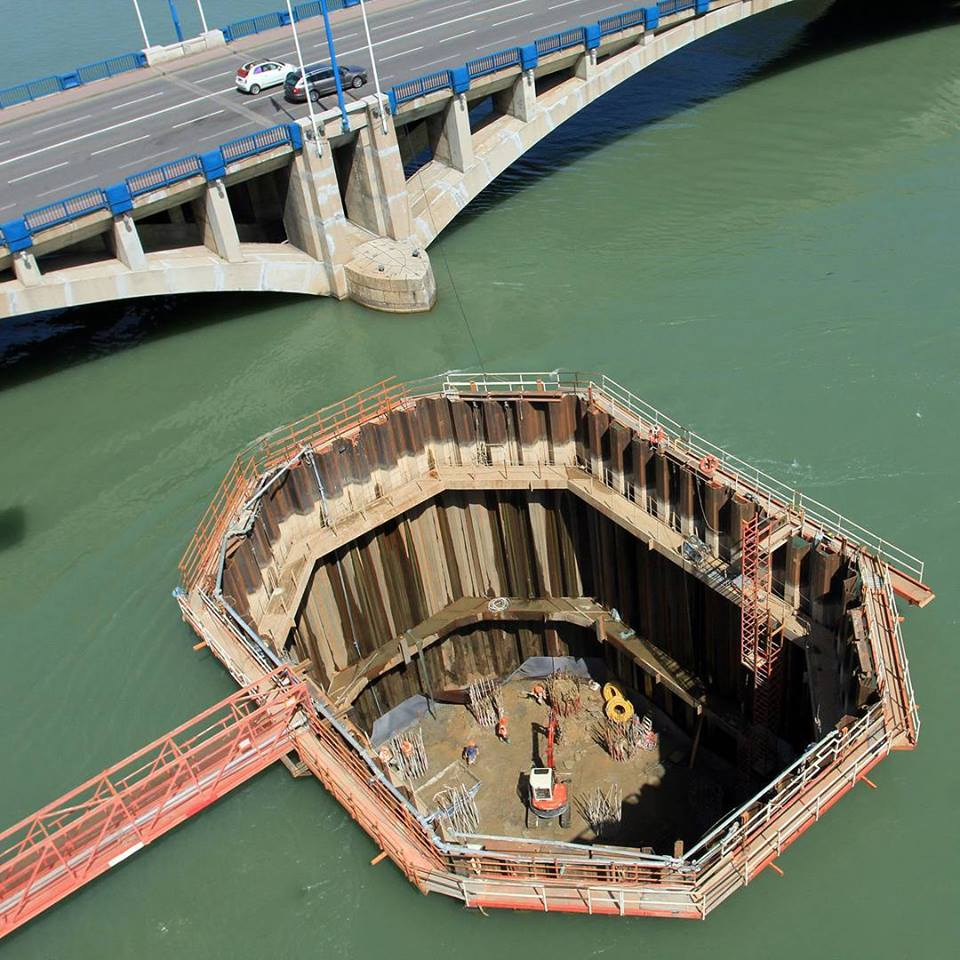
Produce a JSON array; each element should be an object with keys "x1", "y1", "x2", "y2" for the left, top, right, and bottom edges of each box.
[{"x1": 740, "y1": 514, "x2": 785, "y2": 777}]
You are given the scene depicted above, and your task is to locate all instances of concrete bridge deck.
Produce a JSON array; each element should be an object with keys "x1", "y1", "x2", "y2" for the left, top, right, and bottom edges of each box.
[{"x1": 0, "y1": 0, "x2": 827, "y2": 319}]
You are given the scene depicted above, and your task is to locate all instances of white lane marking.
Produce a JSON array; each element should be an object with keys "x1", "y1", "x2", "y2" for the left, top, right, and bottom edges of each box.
[
  {"x1": 439, "y1": 30, "x2": 476, "y2": 44},
  {"x1": 379, "y1": 16, "x2": 414, "y2": 28},
  {"x1": 410, "y1": 57, "x2": 454, "y2": 72},
  {"x1": 312, "y1": 31, "x2": 360, "y2": 48},
  {"x1": 476, "y1": 36, "x2": 516, "y2": 50},
  {"x1": 596, "y1": 2, "x2": 626, "y2": 10},
  {"x1": 198, "y1": 121, "x2": 255, "y2": 142},
  {"x1": 90, "y1": 134, "x2": 151, "y2": 155},
  {"x1": 444, "y1": 0, "x2": 474, "y2": 7},
  {"x1": 491, "y1": 13, "x2": 533, "y2": 27},
  {"x1": 381, "y1": 47, "x2": 424, "y2": 62},
  {"x1": 541, "y1": 19, "x2": 568, "y2": 29},
  {"x1": 8, "y1": 161, "x2": 69, "y2": 184},
  {"x1": 0, "y1": 92, "x2": 232, "y2": 167},
  {"x1": 111, "y1": 91, "x2": 165, "y2": 110},
  {"x1": 548, "y1": 0, "x2": 590, "y2": 7},
  {"x1": 117, "y1": 146, "x2": 198, "y2": 169},
  {"x1": 0, "y1": 201, "x2": 16, "y2": 212},
  {"x1": 33, "y1": 114, "x2": 93, "y2": 135},
  {"x1": 0, "y1": 140, "x2": 9, "y2": 146},
  {"x1": 195, "y1": 70, "x2": 233, "y2": 82},
  {"x1": 172, "y1": 109, "x2": 224, "y2": 129},
  {"x1": 35, "y1": 174, "x2": 100, "y2": 197}
]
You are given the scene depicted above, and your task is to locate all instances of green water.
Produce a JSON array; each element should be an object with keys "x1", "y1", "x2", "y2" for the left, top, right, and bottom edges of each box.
[{"x1": 2, "y1": 3, "x2": 959, "y2": 956}]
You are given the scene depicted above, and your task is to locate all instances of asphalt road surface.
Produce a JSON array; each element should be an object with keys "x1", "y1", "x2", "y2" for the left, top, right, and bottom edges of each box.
[{"x1": 0, "y1": 0, "x2": 637, "y2": 221}]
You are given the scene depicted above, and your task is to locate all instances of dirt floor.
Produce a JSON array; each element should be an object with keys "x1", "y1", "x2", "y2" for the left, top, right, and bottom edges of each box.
[{"x1": 408, "y1": 678, "x2": 729, "y2": 853}]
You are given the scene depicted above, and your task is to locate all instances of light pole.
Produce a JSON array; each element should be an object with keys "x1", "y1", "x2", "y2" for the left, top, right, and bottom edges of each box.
[
  {"x1": 318, "y1": 0, "x2": 350, "y2": 133},
  {"x1": 285, "y1": 0, "x2": 322, "y2": 155},
  {"x1": 195, "y1": 0, "x2": 209, "y2": 34},
  {"x1": 357, "y1": 0, "x2": 387, "y2": 133},
  {"x1": 166, "y1": 0, "x2": 185, "y2": 43},
  {"x1": 131, "y1": 0, "x2": 150, "y2": 47}
]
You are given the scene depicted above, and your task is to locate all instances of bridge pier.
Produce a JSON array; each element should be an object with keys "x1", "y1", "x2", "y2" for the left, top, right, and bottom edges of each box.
[
  {"x1": 11, "y1": 251, "x2": 41, "y2": 287},
  {"x1": 111, "y1": 215, "x2": 148, "y2": 272},
  {"x1": 194, "y1": 181, "x2": 243, "y2": 263},
  {"x1": 495, "y1": 71, "x2": 537, "y2": 123},
  {"x1": 429, "y1": 95, "x2": 473, "y2": 173}
]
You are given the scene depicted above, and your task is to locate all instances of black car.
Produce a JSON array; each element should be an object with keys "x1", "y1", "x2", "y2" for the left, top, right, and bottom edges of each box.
[{"x1": 284, "y1": 64, "x2": 369, "y2": 102}]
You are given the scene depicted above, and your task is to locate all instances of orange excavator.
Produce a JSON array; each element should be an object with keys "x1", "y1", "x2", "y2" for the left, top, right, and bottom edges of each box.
[{"x1": 526, "y1": 710, "x2": 570, "y2": 828}]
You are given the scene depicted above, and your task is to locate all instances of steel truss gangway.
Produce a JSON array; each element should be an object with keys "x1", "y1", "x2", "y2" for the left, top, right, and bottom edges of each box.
[{"x1": 0, "y1": 667, "x2": 310, "y2": 941}]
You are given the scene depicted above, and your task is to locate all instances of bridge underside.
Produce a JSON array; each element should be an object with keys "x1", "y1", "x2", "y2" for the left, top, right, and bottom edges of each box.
[{"x1": 0, "y1": 0, "x2": 823, "y2": 320}]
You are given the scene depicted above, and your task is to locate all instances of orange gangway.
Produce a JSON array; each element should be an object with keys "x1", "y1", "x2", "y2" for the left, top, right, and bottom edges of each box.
[{"x1": 0, "y1": 667, "x2": 309, "y2": 940}]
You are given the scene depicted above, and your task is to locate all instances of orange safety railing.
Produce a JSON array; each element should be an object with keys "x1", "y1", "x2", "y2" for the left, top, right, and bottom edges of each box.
[
  {"x1": 0, "y1": 667, "x2": 309, "y2": 940},
  {"x1": 179, "y1": 378, "x2": 410, "y2": 590}
]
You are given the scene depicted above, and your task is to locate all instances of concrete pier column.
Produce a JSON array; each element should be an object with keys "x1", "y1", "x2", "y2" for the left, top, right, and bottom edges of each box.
[
  {"x1": 679, "y1": 468, "x2": 695, "y2": 537},
  {"x1": 111, "y1": 214, "x2": 147, "y2": 271},
  {"x1": 703, "y1": 482, "x2": 727, "y2": 558},
  {"x1": 810, "y1": 545, "x2": 842, "y2": 626},
  {"x1": 429, "y1": 94, "x2": 473, "y2": 173},
  {"x1": 495, "y1": 70, "x2": 536, "y2": 122},
  {"x1": 728, "y1": 496, "x2": 756, "y2": 564},
  {"x1": 784, "y1": 536, "x2": 811, "y2": 611},
  {"x1": 12, "y1": 251, "x2": 41, "y2": 287},
  {"x1": 283, "y1": 137, "x2": 351, "y2": 298},
  {"x1": 194, "y1": 181, "x2": 242, "y2": 263},
  {"x1": 575, "y1": 50, "x2": 598, "y2": 82},
  {"x1": 655, "y1": 452, "x2": 670, "y2": 524},
  {"x1": 343, "y1": 111, "x2": 412, "y2": 240}
]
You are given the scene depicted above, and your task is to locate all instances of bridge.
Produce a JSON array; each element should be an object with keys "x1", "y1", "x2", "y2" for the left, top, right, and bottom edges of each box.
[{"x1": 0, "y1": 0, "x2": 819, "y2": 318}]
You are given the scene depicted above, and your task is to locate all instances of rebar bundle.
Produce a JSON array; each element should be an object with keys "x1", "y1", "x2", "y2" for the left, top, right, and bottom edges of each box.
[
  {"x1": 545, "y1": 672, "x2": 583, "y2": 717},
  {"x1": 468, "y1": 677, "x2": 503, "y2": 727},
  {"x1": 433, "y1": 783, "x2": 480, "y2": 835},
  {"x1": 578, "y1": 783, "x2": 622, "y2": 838},
  {"x1": 597, "y1": 715, "x2": 655, "y2": 762},
  {"x1": 387, "y1": 727, "x2": 429, "y2": 781}
]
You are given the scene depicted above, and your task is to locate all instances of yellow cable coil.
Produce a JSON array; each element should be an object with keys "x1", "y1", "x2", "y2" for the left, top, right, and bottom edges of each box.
[
  {"x1": 602, "y1": 682, "x2": 623, "y2": 703},
  {"x1": 605, "y1": 696, "x2": 634, "y2": 723}
]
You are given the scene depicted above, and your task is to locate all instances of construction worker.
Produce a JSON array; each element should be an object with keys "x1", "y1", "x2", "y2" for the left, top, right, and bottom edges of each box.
[
  {"x1": 496, "y1": 715, "x2": 510, "y2": 744},
  {"x1": 462, "y1": 740, "x2": 479, "y2": 766},
  {"x1": 530, "y1": 682, "x2": 547, "y2": 705}
]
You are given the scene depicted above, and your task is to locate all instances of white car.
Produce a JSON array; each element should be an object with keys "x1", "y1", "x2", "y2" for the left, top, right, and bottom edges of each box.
[{"x1": 235, "y1": 60, "x2": 295, "y2": 95}]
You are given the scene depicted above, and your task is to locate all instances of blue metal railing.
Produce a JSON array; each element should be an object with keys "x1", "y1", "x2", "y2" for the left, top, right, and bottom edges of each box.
[
  {"x1": 535, "y1": 27, "x2": 589, "y2": 58},
  {"x1": 126, "y1": 155, "x2": 204, "y2": 197},
  {"x1": 221, "y1": 0, "x2": 351, "y2": 43},
  {"x1": 599, "y1": 7, "x2": 648, "y2": 37},
  {"x1": 0, "y1": 52, "x2": 147, "y2": 110},
  {"x1": 221, "y1": 125, "x2": 292, "y2": 163},
  {"x1": 23, "y1": 190, "x2": 110, "y2": 233},
  {"x1": 467, "y1": 48, "x2": 522, "y2": 81}
]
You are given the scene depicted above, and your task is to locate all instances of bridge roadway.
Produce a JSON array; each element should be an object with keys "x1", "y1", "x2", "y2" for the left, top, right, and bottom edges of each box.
[{"x1": 0, "y1": 0, "x2": 638, "y2": 219}]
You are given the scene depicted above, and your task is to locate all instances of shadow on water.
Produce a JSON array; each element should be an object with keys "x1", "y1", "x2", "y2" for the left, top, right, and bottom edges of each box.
[
  {"x1": 443, "y1": 0, "x2": 960, "y2": 237},
  {"x1": 0, "y1": 506, "x2": 26, "y2": 551},
  {"x1": 0, "y1": 290, "x2": 313, "y2": 392},
  {"x1": 2, "y1": 0, "x2": 956, "y2": 383}
]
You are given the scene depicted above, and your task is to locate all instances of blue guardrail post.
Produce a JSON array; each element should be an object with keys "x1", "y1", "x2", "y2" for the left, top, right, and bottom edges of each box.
[
  {"x1": 696, "y1": 0, "x2": 710, "y2": 14},
  {"x1": 584, "y1": 24, "x2": 601, "y2": 50},
  {"x1": 286, "y1": 123, "x2": 304, "y2": 150},
  {"x1": 644, "y1": 6, "x2": 660, "y2": 30},
  {"x1": 0, "y1": 219, "x2": 33, "y2": 252},
  {"x1": 450, "y1": 66, "x2": 470, "y2": 95},
  {"x1": 105, "y1": 183, "x2": 134, "y2": 215},
  {"x1": 200, "y1": 150, "x2": 227, "y2": 181},
  {"x1": 520, "y1": 44, "x2": 538, "y2": 71}
]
